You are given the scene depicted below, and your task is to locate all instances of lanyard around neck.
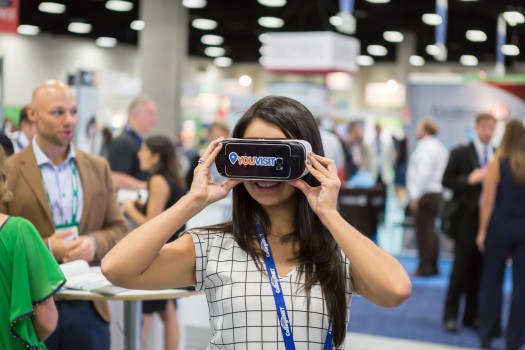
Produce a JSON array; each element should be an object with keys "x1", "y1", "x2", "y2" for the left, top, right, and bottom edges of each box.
[
  {"x1": 40, "y1": 160, "x2": 80, "y2": 225},
  {"x1": 255, "y1": 221, "x2": 334, "y2": 350}
]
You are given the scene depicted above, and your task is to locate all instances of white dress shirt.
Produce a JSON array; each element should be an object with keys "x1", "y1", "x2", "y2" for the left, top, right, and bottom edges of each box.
[{"x1": 407, "y1": 135, "x2": 449, "y2": 200}]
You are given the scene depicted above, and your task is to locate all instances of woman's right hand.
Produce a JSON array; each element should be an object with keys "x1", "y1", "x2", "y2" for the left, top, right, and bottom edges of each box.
[{"x1": 188, "y1": 137, "x2": 241, "y2": 207}]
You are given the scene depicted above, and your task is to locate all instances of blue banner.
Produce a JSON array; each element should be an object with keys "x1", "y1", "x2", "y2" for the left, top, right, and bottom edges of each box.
[
  {"x1": 435, "y1": 0, "x2": 448, "y2": 61},
  {"x1": 496, "y1": 14, "x2": 506, "y2": 73},
  {"x1": 339, "y1": 0, "x2": 354, "y2": 14}
]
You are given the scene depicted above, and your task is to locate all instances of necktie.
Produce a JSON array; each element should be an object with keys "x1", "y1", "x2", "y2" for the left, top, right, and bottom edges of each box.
[{"x1": 482, "y1": 146, "x2": 488, "y2": 167}]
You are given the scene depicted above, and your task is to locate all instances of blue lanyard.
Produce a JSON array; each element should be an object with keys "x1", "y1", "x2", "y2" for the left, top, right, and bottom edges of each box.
[
  {"x1": 125, "y1": 125, "x2": 142, "y2": 145},
  {"x1": 255, "y1": 222, "x2": 334, "y2": 350}
]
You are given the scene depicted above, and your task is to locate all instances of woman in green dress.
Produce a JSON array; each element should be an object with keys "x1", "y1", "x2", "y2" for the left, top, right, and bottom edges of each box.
[{"x1": 0, "y1": 147, "x2": 66, "y2": 349}]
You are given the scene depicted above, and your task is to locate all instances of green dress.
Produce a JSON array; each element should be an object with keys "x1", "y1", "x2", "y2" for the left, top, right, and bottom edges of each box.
[{"x1": 0, "y1": 216, "x2": 66, "y2": 350}]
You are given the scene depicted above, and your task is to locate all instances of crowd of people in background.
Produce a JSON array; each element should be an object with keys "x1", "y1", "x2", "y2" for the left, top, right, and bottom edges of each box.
[{"x1": 0, "y1": 80, "x2": 523, "y2": 350}]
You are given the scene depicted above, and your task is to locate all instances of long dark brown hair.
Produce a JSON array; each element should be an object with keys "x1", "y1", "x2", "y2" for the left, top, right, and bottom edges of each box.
[
  {"x1": 207, "y1": 96, "x2": 347, "y2": 346},
  {"x1": 144, "y1": 135, "x2": 186, "y2": 190},
  {"x1": 496, "y1": 119, "x2": 525, "y2": 183}
]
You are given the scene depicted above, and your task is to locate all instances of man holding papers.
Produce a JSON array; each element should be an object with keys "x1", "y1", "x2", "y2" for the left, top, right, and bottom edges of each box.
[{"x1": 0, "y1": 80, "x2": 128, "y2": 350}]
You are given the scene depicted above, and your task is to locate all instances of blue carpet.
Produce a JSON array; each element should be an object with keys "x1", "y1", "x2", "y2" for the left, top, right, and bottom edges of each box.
[{"x1": 348, "y1": 256, "x2": 513, "y2": 349}]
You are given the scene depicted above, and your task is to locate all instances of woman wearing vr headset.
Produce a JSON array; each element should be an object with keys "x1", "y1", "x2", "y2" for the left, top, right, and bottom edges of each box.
[{"x1": 103, "y1": 96, "x2": 411, "y2": 349}]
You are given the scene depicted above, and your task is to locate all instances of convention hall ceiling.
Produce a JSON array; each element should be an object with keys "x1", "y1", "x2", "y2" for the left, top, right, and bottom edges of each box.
[{"x1": 17, "y1": 0, "x2": 525, "y2": 67}]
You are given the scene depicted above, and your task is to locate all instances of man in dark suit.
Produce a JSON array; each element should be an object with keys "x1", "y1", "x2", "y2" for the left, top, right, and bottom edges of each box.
[
  {"x1": 0, "y1": 80, "x2": 128, "y2": 349},
  {"x1": 442, "y1": 113, "x2": 497, "y2": 332}
]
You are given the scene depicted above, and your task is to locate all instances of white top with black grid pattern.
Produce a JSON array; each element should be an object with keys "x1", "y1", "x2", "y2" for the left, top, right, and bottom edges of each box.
[{"x1": 191, "y1": 230, "x2": 354, "y2": 350}]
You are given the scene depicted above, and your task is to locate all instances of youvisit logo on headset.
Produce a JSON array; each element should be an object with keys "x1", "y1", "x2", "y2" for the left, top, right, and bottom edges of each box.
[{"x1": 214, "y1": 138, "x2": 312, "y2": 181}]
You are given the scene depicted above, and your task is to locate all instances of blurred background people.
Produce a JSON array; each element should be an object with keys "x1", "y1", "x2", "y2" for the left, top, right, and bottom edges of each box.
[
  {"x1": 344, "y1": 120, "x2": 365, "y2": 180},
  {"x1": 364, "y1": 123, "x2": 395, "y2": 187},
  {"x1": 407, "y1": 118, "x2": 448, "y2": 276},
  {"x1": 121, "y1": 135, "x2": 187, "y2": 350},
  {"x1": 107, "y1": 96, "x2": 158, "y2": 190},
  {"x1": 442, "y1": 113, "x2": 496, "y2": 332},
  {"x1": 0, "y1": 147, "x2": 66, "y2": 350},
  {"x1": 476, "y1": 119, "x2": 525, "y2": 350},
  {"x1": 317, "y1": 117, "x2": 346, "y2": 180},
  {"x1": 9, "y1": 105, "x2": 36, "y2": 154}
]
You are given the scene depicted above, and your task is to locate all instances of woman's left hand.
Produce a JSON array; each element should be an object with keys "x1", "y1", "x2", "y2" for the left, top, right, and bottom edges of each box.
[{"x1": 289, "y1": 153, "x2": 340, "y2": 219}]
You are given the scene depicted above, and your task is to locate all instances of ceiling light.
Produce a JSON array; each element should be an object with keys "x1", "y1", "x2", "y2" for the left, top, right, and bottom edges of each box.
[
  {"x1": 386, "y1": 79, "x2": 399, "y2": 91},
  {"x1": 192, "y1": 18, "x2": 217, "y2": 30},
  {"x1": 502, "y1": 11, "x2": 525, "y2": 26},
  {"x1": 214, "y1": 57, "x2": 232, "y2": 67},
  {"x1": 182, "y1": 0, "x2": 207, "y2": 8},
  {"x1": 329, "y1": 15, "x2": 344, "y2": 27},
  {"x1": 38, "y1": 2, "x2": 66, "y2": 14},
  {"x1": 68, "y1": 22, "x2": 92, "y2": 34},
  {"x1": 105, "y1": 0, "x2": 133, "y2": 12},
  {"x1": 367, "y1": 45, "x2": 388, "y2": 56},
  {"x1": 409, "y1": 55, "x2": 425, "y2": 66},
  {"x1": 426, "y1": 44, "x2": 440, "y2": 56},
  {"x1": 356, "y1": 55, "x2": 374, "y2": 66},
  {"x1": 383, "y1": 31, "x2": 404, "y2": 43},
  {"x1": 466, "y1": 30, "x2": 487, "y2": 42},
  {"x1": 130, "y1": 20, "x2": 145, "y2": 31},
  {"x1": 96, "y1": 37, "x2": 117, "y2": 47},
  {"x1": 501, "y1": 44, "x2": 520, "y2": 56},
  {"x1": 258, "y1": 33, "x2": 270, "y2": 43},
  {"x1": 257, "y1": 0, "x2": 286, "y2": 6},
  {"x1": 239, "y1": 75, "x2": 252, "y2": 87},
  {"x1": 204, "y1": 47, "x2": 226, "y2": 57},
  {"x1": 259, "y1": 46, "x2": 268, "y2": 55},
  {"x1": 366, "y1": 0, "x2": 390, "y2": 3},
  {"x1": 258, "y1": 16, "x2": 284, "y2": 28},
  {"x1": 460, "y1": 55, "x2": 478, "y2": 66},
  {"x1": 422, "y1": 13, "x2": 442, "y2": 26},
  {"x1": 17, "y1": 24, "x2": 40, "y2": 35},
  {"x1": 201, "y1": 34, "x2": 223, "y2": 45}
]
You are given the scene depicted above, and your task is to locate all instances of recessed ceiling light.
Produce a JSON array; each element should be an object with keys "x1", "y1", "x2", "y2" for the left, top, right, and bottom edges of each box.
[
  {"x1": 38, "y1": 2, "x2": 66, "y2": 14},
  {"x1": 383, "y1": 31, "x2": 403, "y2": 43},
  {"x1": 96, "y1": 37, "x2": 117, "y2": 47},
  {"x1": 204, "y1": 47, "x2": 226, "y2": 57},
  {"x1": 329, "y1": 16, "x2": 344, "y2": 27},
  {"x1": 466, "y1": 30, "x2": 487, "y2": 42},
  {"x1": 356, "y1": 55, "x2": 374, "y2": 66},
  {"x1": 130, "y1": 20, "x2": 145, "y2": 31},
  {"x1": 367, "y1": 45, "x2": 388, "y2": 56},
  {"x1": 258, "y1": 33, "x2": 270, "y2": 43},
  {"x1": 366, "y1": 0, "x2": 390, "y2": 3},
  {"x1": 68, "y1": 22, "x2": 92, "y2": 34},
  {"x1": 501, "y1": 44, "x2": 520, "y2": 56},
  {"x1": 422, "y1": 13, "x2": 442, "y2": 26},
  {"x1": 258, "y1": 16, "x2": 284, "y2": 28},
  {"x1": 214, "y1": 57, "x2": 232, "y2": 67},
  {"x1": 17, "y1": 24, "x2": 40, "y2": 35},
  {"x1": 409, "y1": 55, "x2": 425, "y2": 66},
  {"x1": 105, "y1": 0, "x2": 133, "y2": 12},
  {"x1": 238, "y1": 75, "x2": 252, "y2": 87},
  {"x1": 502, "y1": 11, "x2": 525, "y2": 26},
  {"x1": 258, "y1": 0, "x2": 286, "y2": 6},
  {"x1": 426, "y1": 44, "x2": 440, "y2": 56},
  {"x1": 201, "y1": 34, "x2": 224, "y2": 45},
  {"x1": 182, "y1": 0, "x2": 207, "y2": 8},
  {"x1": 192, "y1": 18, "x2": 217, "y2": 30},
  {"x1": 460, "y1": 55, "x2": 478, "y2": 66}
]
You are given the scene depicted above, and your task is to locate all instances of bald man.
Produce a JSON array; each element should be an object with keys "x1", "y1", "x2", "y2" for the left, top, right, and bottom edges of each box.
[
  {"x1": 0, "y1": 80, "x2": 128, "y2": 350},
  {"x1": 106, "y1": 96, "x2": 158, "y2": 190}
]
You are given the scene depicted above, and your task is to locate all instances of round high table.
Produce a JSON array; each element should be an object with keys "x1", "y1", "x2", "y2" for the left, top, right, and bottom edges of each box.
[{"x1": 56, "y1": 288, "x2": 202, "y2": 350}]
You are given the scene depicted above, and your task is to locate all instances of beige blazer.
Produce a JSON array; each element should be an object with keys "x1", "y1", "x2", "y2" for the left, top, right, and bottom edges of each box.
[{"x1": 0, "y1": 145, "x2": 128, "y2": 322}]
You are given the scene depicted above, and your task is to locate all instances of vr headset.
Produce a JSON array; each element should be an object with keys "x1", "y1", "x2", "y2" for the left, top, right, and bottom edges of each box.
[{"x1": 215, "y1": 138, "x2": 312, "y2": 181}]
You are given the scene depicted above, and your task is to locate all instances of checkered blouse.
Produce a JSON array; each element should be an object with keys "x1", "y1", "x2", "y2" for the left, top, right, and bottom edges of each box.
[{"x1": 190, "y1": 230, "x2": 354, "y2": 349}]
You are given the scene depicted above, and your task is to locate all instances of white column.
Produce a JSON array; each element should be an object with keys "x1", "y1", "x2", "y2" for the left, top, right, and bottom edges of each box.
[{"x1": 138, "y1": 0, "x2": 188, "y2": 136}]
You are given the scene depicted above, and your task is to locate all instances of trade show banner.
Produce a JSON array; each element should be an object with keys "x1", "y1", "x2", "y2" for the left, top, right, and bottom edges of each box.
[
  {"x1": 408, "y1": 75, "x2": 525, "y2": 149},
  {"x1": 72, "y1": 70, "x2": 101, "y2": 154},
  {"x1": 0, "y1": 0, "x2": 19, "y2": 34},
  {"x1": 261, "y1": 31, "x2": 360, "y2": 74}
]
